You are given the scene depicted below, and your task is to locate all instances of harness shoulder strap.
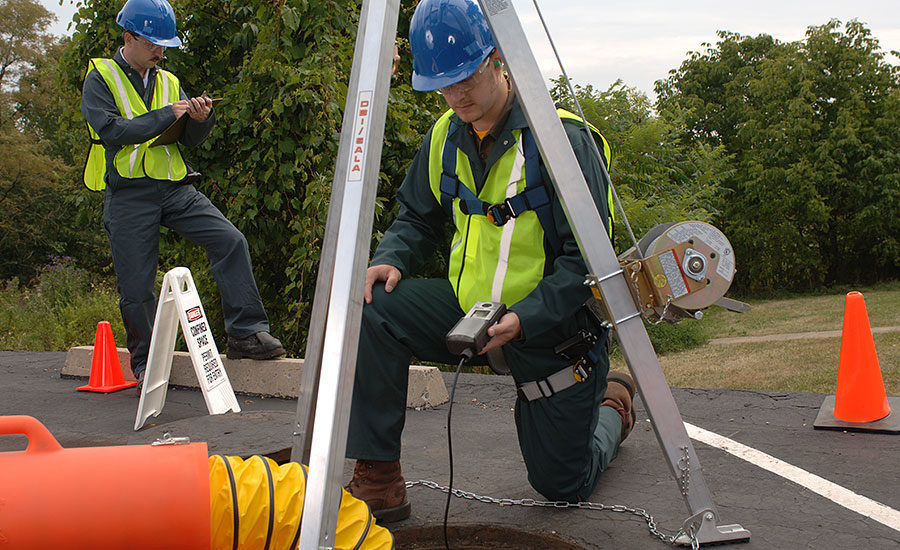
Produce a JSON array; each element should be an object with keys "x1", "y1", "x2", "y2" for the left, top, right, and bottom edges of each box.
[
  {"x1": 439, "y1": 123, "x2": 555, "y2": 228},
  {"x1": 519, "y1": 127, "x2": 561, "y2": 254},
  {"x1": 439, "y1": 121, "x2": 487, "y2": 217},
  {"x1": 438, "y1": 117, "x2": 602, "y2": 255}
]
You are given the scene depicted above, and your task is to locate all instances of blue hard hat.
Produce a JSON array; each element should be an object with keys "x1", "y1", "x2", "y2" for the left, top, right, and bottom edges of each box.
[
  {"x1": 409, "y1": 0, "x2": 495, "y2": 91},
  {"x1": 116, "y1": 0, "x2": 182, "y2": 48}
]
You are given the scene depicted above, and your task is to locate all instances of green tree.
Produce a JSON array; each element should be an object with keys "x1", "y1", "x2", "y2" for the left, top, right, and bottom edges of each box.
[
  {"x1": 0, "y1": 0, "x2": 96, "y2": 283},
  {"x1": 0, "y1": 0, "x2": 54, "y2": 94},
  {"x1": 656, "y1": 21, "x2": 900, "y2": 294},
  {"x1": 550, "y1": 78, "x2": 730, "y2": 254}
]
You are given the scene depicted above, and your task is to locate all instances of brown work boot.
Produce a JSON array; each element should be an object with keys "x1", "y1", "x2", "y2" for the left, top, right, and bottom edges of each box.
[
  {"x1": 346, "y1": 459, "x2": 411, "y2": 522},
  {"x1": 602, "y1": 372, "x2": 636, "y2": 443}
]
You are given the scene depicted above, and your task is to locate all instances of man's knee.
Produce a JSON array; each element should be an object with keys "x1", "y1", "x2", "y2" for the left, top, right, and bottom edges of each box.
[
  {"x1": 116, "y1": 277, "x2": 156, "y2": 303},
  {"x1": 204, "y1": 223, "x2": 250, "y2": 265},
  {"x1": 222, "y1": 225, "x2": 249, "y2": 252},
  {"x1": 363, "y1": 281, "x2": 408, "y2": 321},
  {"x1": 525, "y1": 460, "x2": 594, "y2": 503}
]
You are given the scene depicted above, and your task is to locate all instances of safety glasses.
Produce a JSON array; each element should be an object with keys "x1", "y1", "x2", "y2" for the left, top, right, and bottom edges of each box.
[
  {"x1": 437, "y1": 56, "x2": 493, "y2": 95},
  {"x1": 134, "y1": 34, "x2": 166, "y2": 52}
]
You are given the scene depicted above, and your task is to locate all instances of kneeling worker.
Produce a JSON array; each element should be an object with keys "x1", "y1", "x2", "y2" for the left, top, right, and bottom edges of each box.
[
  {"x1": 345, "y1": 0, "x2": 635, "y2": 522},
  {"x1": 80, "y1": 0, "x2": 284, "y2": 387}
]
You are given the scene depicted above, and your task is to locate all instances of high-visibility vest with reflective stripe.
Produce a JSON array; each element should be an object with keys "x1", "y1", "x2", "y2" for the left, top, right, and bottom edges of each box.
[
  {"x1": 82, "y1": 58, "x2": 187, "y2": 190},
  {"x1": 428, "y1": 110, "x2": 547, "y2": 312}
]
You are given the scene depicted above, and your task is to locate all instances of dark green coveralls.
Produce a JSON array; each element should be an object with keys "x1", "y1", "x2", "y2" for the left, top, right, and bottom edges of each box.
[
  {"x1": 80, "y1": 49, "x2": 270, "y2": 378},
  {"x1": 346, "y1": 97, "x2": 622, "y2": 501}
]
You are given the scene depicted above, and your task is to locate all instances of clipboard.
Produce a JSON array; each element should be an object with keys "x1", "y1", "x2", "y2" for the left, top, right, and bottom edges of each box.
[{"x1": 150, "y1": 98, "x2": 222, "y2": 147}]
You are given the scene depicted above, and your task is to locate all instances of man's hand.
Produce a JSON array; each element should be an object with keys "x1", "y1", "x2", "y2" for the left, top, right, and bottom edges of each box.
[
  {"x1": 171, "y1": 96, "x2": 213, "y2": 122},
  {"x1": 392, "y1": 43, "x2": 401, "y2": 77},
  {"x1": 480, "y1": 311, "x2": 521, "y2": 354},
  {"x1": 172, "y1": 100, "x2": 189, "y2": 119},
  {"x1": 364, "y1": 264, "x2": 401, "y2": 304}
]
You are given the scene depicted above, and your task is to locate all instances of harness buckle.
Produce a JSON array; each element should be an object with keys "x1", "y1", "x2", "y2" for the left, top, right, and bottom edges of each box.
[
  {"x1": 536, "y1": 379, "x2": 554, "y2": 398},
  {"x1": 486, "y1": 201, "x2": 512, "y2": 226},
  {"x1": 573, "y1": 360, "x2": 592, "y2": 383}
]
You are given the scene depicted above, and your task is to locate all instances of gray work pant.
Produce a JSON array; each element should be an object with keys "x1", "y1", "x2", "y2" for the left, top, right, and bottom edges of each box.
[
  {"x1": 103, "y1": 180, "x2": 269, "y2": 376},
  {"x1": 346, "y1": 278, "x2": 621, "y2": 502}
]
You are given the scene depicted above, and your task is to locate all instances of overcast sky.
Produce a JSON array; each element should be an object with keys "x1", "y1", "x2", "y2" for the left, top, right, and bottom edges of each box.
[{"x1": 41, "y1": 0, "x2": 900, "y2": 99}]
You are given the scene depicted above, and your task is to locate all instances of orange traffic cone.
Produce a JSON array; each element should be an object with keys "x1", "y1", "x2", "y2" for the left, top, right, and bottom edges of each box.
[
  {"x1": 77, "y1": 321, "x2": 137, "y2": 393},
  {"x1": 814, "y1": 291, "x2": 899, "y2": 433}
]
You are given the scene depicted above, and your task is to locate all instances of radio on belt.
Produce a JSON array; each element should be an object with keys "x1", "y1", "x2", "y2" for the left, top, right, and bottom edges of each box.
[{"x1": 446, "y1": 301, "x2": 507, "y2": 358}]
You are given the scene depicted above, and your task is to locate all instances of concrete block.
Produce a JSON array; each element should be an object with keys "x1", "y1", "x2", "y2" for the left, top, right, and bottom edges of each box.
[
  {"x1": 407, "y1": 365, "x2": 451, "y2": 409},
  {"x1": 63, "y1": 347, "x2": 448, "y2": 407}
]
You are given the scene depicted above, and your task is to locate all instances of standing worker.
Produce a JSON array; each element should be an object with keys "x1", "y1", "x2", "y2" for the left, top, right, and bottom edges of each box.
[
  {"x1": 345, "y1": 0, "x2": 635, "y2": 522},
  {"x1": 81, "y1": 0, "x2": 284, "y2": 388}
]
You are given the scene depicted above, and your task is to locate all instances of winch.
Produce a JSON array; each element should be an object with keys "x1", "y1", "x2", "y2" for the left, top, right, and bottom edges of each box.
[{"x1": 593, "y1": 221, "x2": 749, "y2": 324}]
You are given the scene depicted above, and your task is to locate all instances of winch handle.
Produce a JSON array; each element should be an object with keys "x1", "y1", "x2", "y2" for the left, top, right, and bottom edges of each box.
[{"x1": 0, "y1": 415, "x2": 63, "y2": 454}]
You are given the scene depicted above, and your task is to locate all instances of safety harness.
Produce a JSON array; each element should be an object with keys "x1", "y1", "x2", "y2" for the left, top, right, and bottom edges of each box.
[
  {"x1": 440, "y1": 117, "x2": 612, "y2": 402},
  {"x1": 439, "y1": 121, "x2": 564, "y2": 253}
]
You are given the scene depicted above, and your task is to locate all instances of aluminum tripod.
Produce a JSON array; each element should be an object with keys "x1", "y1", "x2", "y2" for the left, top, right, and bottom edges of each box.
[{"x1": 292, "y1": 1, "x2": 750, "y2": 547}]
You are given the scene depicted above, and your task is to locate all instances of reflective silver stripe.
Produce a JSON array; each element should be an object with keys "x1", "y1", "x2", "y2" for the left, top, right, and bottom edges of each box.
[
  {"x1": 100, "y1": 59, "x2": 140, "y2": 177},
  {"x1": 100, "y1": 59, "x2": 133, "y2": 119},
  {"x1": 490, "y1": 136, "x2": 525, "y2": 302},
  {"x1": 159, "y1": 73, "x2": 173, "y2": 179},
  {"x1": 128, "y1": 144, "x2": 140, "y2": 177}
]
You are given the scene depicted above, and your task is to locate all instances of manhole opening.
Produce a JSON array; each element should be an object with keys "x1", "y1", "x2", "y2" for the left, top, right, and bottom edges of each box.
[{"x1": 391, "y1": 524, "x2": 585, "y2": 549}]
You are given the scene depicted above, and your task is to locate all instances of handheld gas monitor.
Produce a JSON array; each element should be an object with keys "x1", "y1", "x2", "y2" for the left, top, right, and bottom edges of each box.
[{"x1": 445, "y1": 301, "x2": 507, "y2": 358}]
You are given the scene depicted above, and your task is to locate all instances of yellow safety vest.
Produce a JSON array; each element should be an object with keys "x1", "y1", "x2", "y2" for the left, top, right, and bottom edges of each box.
[
  {"x1": 429, "y1": 109, "x2": 613, "y2": 312},
  {"x1": 83, "y1": 58, "x2": 188, "y2": 191}
]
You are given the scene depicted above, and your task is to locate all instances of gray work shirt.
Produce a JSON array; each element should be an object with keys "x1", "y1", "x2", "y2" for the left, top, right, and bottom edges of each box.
[{"x1": 80, "y1": 48, "x2": 215, "y2": 187}]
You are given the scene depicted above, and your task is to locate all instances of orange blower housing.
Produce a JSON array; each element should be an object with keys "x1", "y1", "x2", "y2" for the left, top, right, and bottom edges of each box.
[{"x1": 0, "y1": 415, "x2": 210, "y2": 549}]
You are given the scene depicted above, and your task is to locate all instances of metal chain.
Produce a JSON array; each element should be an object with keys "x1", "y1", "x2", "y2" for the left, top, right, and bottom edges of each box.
[
  {"x1": 677, "y1": 446, "x2": 691, "y2": 496},
  {"x1": 648, "y1": 295, "x2": 674, "y2": 326},
  {"x1": 406, "y1": 479, "x2": 699, "y2": 548},
  {"x1": 622, "y1": 263, "x2": 674, "y2": 327}
]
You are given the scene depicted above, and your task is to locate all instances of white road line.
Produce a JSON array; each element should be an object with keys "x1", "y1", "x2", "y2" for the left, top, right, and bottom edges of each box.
[{"x1": 685, "y1": 422, "x2": 900, "y2": 533}]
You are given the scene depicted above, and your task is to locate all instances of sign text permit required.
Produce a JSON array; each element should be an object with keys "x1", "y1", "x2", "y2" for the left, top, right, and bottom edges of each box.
[{"x1": 347, "y1": 90, "x2": 374, "y2": 182}]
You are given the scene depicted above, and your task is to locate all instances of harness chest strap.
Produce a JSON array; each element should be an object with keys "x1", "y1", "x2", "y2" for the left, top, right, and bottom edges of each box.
[
  {"x1": 438, "y1": 110, "x2": 613, "y2": 253},
  {"x1": 439, "y1": 121, "x2": 561, "y2": 247}
]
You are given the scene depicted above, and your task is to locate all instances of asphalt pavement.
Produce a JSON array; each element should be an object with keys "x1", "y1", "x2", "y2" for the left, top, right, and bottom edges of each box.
[{"x1": 2, "y1": 350, "x2": 899, "y2": 549}]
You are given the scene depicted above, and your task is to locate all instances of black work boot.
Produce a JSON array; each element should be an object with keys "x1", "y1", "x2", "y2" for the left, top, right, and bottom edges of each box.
[
  {"x1": 346, "y1": 459, "x2": 411, "y2": 523},
  {"x1": 226, "y1": 331, "x2": 285, "y2": 360},
  {"x1": 602, "y1": 372, "x2": 636, "y2": 443}
]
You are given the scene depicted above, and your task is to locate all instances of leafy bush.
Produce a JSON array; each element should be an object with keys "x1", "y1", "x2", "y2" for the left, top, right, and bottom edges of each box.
[{"x1": 0, "y1": 257, "x2": 123, "y2": 351}]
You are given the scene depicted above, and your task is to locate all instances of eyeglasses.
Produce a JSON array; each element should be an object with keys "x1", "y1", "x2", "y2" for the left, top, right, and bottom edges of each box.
[
  {"x1": 437, "y1": 57, "x2": 492, "y2": 95},
  {"x1": 134, "y1": 34, "x2": 166, "y2": 51}
]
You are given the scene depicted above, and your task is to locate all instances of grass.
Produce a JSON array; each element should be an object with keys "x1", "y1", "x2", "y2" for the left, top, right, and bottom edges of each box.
[
  {"x1": 611, "y1": 282, "x2": 900, "y2": 394},
  {"x1": 694, "y1": 281, "x2": 900, "y2": 338}
]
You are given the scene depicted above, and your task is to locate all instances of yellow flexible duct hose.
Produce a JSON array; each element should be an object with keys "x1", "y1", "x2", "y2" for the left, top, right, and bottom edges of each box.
[{"x1": 209, "y1": 455, "x2": 394, "y2": 550}]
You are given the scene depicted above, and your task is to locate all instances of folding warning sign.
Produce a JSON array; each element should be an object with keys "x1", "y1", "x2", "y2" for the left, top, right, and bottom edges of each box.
[{"x1": 135, "y1": 267, "x2": 240, "y2": 430}]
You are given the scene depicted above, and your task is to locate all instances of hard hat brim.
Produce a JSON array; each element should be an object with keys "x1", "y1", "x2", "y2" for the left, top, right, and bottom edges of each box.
[
  {"x1": 145, "y1": 33, "x2": 182, "y2": 47},
  {"x1": 411, "y1": 54, "x2": 488, "y2": 92}
]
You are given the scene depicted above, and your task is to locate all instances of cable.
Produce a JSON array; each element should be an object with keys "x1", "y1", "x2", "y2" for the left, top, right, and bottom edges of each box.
[
  {"x1": 530, "y1": 0, "x2": 643, "y2": 257},
  {"x1": 444, "y1": 351, "x2": 471, "y2": 550}
]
